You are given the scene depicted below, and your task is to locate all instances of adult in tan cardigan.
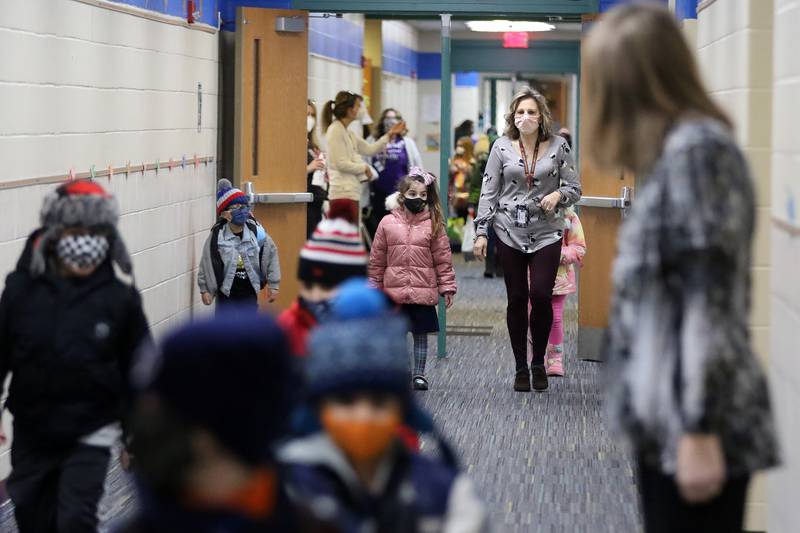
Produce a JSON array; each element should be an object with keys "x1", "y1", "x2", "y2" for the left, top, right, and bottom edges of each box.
[{"x1": 322, "y1": 91, "x2": 406, "y2": 223}]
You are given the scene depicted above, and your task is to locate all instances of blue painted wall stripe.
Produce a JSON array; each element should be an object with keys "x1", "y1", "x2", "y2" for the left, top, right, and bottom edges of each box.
[
  {"x1": 108, "y1": 0, "x2": 219, "y2": 26},
  {"x1": 309, "y1": 16, "x2": 363, "y2": 66},
  {"x1": 417, "y1": 52, "x2": 441, "y2": 80},
  {"x1": 455, "y1": 72, "x2": 479, "y2": 87},
  {"x1": 675, "y1": 0, "x2": 698, "y2": 20},
  {"x1": 599, "y1": 0, "x2": 667, "y2": 12},
  {"x1": 383, "y1": 39, "x2": 417, "y2": 78}
]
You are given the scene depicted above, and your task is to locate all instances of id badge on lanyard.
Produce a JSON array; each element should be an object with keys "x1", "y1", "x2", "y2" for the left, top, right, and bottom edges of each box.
[{"x1": 514, "y1": 204, "x2": 529, "y2": 228}]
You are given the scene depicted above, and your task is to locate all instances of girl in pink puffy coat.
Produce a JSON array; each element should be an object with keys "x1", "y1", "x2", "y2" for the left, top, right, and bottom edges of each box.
[{"x1": 369, "y1": 168, "x2": 457, "y2": 391}]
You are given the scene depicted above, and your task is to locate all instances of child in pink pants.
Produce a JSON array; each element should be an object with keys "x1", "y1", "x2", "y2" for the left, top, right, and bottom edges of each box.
[{"x1": 528, "y1": 207, "x2": 586, "y2": 376}]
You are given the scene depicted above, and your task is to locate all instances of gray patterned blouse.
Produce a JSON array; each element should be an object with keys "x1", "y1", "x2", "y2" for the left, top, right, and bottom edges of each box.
[
  {"x1": 474, "y1": 135, "x2": 581, "y2": 253},
  {"x1": 603, "y1": 118, "x2": 779, "y2": 476}
]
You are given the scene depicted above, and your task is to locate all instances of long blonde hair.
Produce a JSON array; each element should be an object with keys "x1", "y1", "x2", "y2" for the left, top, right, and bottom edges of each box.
[
  {"x1": 397, "y1": 172, "x2": 445, "y2": 236},
  {"x1": 505, "y1": 87, "x2": 554, "y2": 143},
  {"x1": 583, "y1": 4, "x2": 732, "y2": 174}
]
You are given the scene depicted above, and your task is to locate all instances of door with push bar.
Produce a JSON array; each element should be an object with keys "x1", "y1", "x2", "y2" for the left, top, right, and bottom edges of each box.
[
  {"x1": 235, "y1": 7, "x2": 309, "y2": 310},
  {"x1": 575, "y1": 178, "x2": 635, "y2": 361}
]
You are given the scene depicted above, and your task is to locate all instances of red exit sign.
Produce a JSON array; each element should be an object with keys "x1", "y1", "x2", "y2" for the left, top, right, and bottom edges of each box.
[{"x1": 503, "y1": 32, "x2": 529, "y2": 48}]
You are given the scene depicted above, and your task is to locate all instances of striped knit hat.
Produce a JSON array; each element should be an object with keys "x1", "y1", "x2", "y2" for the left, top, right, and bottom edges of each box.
[
  {"x1": 216, "y1": 178, "x2": 249, "y2": 215},
  {"x1": 298, "y1": 218, "x2": 367, "y2": 286}
]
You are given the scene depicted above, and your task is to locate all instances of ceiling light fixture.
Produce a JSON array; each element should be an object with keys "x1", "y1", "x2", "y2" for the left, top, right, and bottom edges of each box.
[{"x1": 466, "y1": 20, "x2": 555, "y2": 33}]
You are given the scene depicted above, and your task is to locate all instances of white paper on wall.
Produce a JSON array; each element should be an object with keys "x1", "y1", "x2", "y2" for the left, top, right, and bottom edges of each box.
[{"x1": 422, "y1": 95, "x2": 441, "y2": 123}]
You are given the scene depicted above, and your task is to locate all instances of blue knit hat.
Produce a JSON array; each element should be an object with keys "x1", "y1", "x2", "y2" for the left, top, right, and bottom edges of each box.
[
  {"x1": 134, "y1": 310, "x2": 295, "y2": 465},
  {"x1": 304, "y1": 281, "x2": 433, "y2": 432},
  {"x1": 307, "y1": 315, "x2": 409, "y2": 401}
]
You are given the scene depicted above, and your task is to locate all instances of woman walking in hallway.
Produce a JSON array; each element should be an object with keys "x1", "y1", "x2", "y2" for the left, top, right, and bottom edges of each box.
[
  {"x1": 322, "y1": 91, "x2": 406, "y2": 224},
  {"x1": 368, "y1": 108, "x2": 423, "y2": 233},
  {"x1": 474, "y1": 87, "x2": 581, "y2": 392},
  {"x1": 587, "y1": 6, "x2": 779, "y2": 533}
]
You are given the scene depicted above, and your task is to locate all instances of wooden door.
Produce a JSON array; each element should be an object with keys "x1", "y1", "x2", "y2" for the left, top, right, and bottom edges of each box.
[
  {"x1": 576, "y1": 16, "x2": 635, "y2": 360},
  {"x1": 235, "y1": 7, "x2": 308, "y2": 311}
]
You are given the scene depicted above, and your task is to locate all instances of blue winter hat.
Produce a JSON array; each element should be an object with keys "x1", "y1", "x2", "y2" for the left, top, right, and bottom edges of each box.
[
  {"x1": 307, "y1": 315, "x2": 409, "y2": 401},
  {"x1": 134, "y1": 309, "x2": 296, "y2": 465},
  {"x1": 331, "y1": 278, "x2": 390, "y2": 320}
]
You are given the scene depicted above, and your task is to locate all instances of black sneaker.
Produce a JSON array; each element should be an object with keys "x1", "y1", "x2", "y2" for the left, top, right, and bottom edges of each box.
[
  {"x1": 531, "y1": 365, "x2": 549, "y2": 392},
  {"x1": 513, "y1": 369, "x2": 531, "y2": 392},
  {"x1": 483, "y1": 271, "x2": 495, "y2": 279},
  {"x1": 412, "y1": 375, "x2": 429, "y2": 391}
]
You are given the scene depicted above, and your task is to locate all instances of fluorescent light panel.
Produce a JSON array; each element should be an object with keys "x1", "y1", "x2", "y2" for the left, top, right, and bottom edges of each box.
[{"x1": 466, "y1": 20, "x2": 555, "y2": 32}]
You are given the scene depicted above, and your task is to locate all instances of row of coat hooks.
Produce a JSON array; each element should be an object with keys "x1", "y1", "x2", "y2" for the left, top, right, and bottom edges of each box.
[
  {"x1": 0, "y1": 155, "x2": 216, "y2": 192},
  {"x1": 67, "y1": 154, "x2": 215, "y2": 182}
]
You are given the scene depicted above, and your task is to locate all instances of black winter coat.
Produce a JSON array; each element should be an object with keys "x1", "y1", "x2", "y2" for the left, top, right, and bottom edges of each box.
[{"x1": 0, "y1": 243, "x2": 150, "y2": 449}]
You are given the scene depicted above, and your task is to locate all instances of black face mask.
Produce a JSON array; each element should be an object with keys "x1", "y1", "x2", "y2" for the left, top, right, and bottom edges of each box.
[{"x1": 404, "y1": 197, "x2": 426, "y2": 214}]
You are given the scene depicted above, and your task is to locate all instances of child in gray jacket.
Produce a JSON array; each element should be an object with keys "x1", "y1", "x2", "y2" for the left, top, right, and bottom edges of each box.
[{"x1": 198, "y1": 180, "x2": 280, "y2": 311}]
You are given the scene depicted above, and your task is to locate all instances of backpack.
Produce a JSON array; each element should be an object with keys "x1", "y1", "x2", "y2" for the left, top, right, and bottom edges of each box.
[{"x1": 210, "y1": 219, "x2": 268, "y2": 290}]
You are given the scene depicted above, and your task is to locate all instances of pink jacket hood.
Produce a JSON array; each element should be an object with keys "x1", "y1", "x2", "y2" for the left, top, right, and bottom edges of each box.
[{"x1": 369, "y1": 197, "x2": 457, "y2": 306}]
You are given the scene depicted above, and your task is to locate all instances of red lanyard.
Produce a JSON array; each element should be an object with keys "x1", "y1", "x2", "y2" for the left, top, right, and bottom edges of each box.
[{"x1": 519, "y1": 139, "x2": 540, "y2": 189}]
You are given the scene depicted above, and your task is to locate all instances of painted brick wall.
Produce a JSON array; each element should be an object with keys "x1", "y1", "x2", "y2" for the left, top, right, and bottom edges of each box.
[
  {"x1": 696, "y1": 1, "x2": 773, "y2": 530},
  {"x1": 0, "y1": 0, "x2": 219, "y2": 477},
  {"x1": 381, "y1": 21, "x2": 420, "y2": 150},
  {"x1": 307, "y1": 14, "x2": 364, "y2": 147},
  {"x1": 769, "y1": 0, "x2": 800, "y2": 531}
]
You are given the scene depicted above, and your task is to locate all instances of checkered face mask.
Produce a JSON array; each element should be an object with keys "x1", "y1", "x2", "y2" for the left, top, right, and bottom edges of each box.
[{"x1": 56, "y1": 234, "x2": 110, "y2": 271}]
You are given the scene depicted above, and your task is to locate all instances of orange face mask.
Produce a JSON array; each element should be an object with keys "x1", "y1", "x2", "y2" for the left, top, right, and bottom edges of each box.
[
  {"x1": 320, "y1": 407, "x2": 402, "y2": 463},
  {"x1": 186, "y1": 467, "x2": 277, "y2": 520}
]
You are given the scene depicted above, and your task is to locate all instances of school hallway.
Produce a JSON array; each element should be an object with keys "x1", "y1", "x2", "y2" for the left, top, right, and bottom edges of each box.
[
  {"x1": 0, "y1": 256, "x2": 640, "y2": 533},
  {"x1": 418, "y1": 256, "x2": 641, "y2": 532}
]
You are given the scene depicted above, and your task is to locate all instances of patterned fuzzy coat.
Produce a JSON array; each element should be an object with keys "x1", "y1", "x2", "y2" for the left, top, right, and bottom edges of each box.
[{"x1": 603, "y1": 118, "x2": 779, "y2": 476}]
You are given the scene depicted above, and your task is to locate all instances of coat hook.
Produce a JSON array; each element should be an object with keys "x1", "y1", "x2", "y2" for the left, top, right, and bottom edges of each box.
[
  {"x1": 181, "y1": 155, "x2": 187, "y2": 169},
  {"x1": 90, "y1": 164, "x2": 96, "y2": 180},
  {"x1": 108, "y1": 165, "x2": 114, "y2": 180},
  {"x1": 68, "y1": 168, "x2": 76, "y2": 181}
]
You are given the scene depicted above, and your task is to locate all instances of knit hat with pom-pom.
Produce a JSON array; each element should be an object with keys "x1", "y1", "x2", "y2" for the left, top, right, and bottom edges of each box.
[
  {"x1": 216, "y1": 178, "x2": 249, "y2": 215},
  {"x1": 297, "y1": 217, "x2": 367, "y2": 287}
]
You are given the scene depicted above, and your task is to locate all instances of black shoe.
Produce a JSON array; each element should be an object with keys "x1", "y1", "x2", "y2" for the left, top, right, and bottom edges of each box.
[
  {"x1": 513, "y1": 369, "x2": 531, "y2": 392},
  {"x1": 531, "y1": 365, "x2": 549, "y2": 392},
  {"x1": 483, "y1": 271, "x2": 495, "y2": 279},
  {"x1": 412, "y1": 375, "x2": 429, "y2": 391}
]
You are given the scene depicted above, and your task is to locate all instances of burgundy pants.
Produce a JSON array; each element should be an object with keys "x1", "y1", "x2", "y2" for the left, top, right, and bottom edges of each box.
[
  {"x1": 328, "y1": 199, "x2": 360, "y2": 225},
  {"x1": 497, "y1": 238, "x2": 561, "y2": 371}
]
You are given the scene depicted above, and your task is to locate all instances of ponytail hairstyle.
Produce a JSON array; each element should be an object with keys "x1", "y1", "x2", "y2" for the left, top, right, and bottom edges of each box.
[
  {"x1": 398, "y1": 168, "x2": 444, "y2": 236},
  {"x1": 322, "y1": 90, "x2": 362, "y2": 133}
]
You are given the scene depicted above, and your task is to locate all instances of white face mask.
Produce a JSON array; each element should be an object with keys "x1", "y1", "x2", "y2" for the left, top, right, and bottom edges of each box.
[
  {"x1": 356, "y1": 105, "x2": 373, "y2": 125},
  {"x1": 307, "y1": 116, "x2": 316, "y2": 133},
  {"x1": 515, "y1": 114, "x2": 539, "y2": 136},
  {"x1": 455, "y1": 146, "x2": 466, "y2": 155}
]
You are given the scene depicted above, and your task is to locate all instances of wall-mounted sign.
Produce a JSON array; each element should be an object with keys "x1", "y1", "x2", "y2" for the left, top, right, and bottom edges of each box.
[{"x1": 503, "y1": 32, "x2": 529, "y2": 49}]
